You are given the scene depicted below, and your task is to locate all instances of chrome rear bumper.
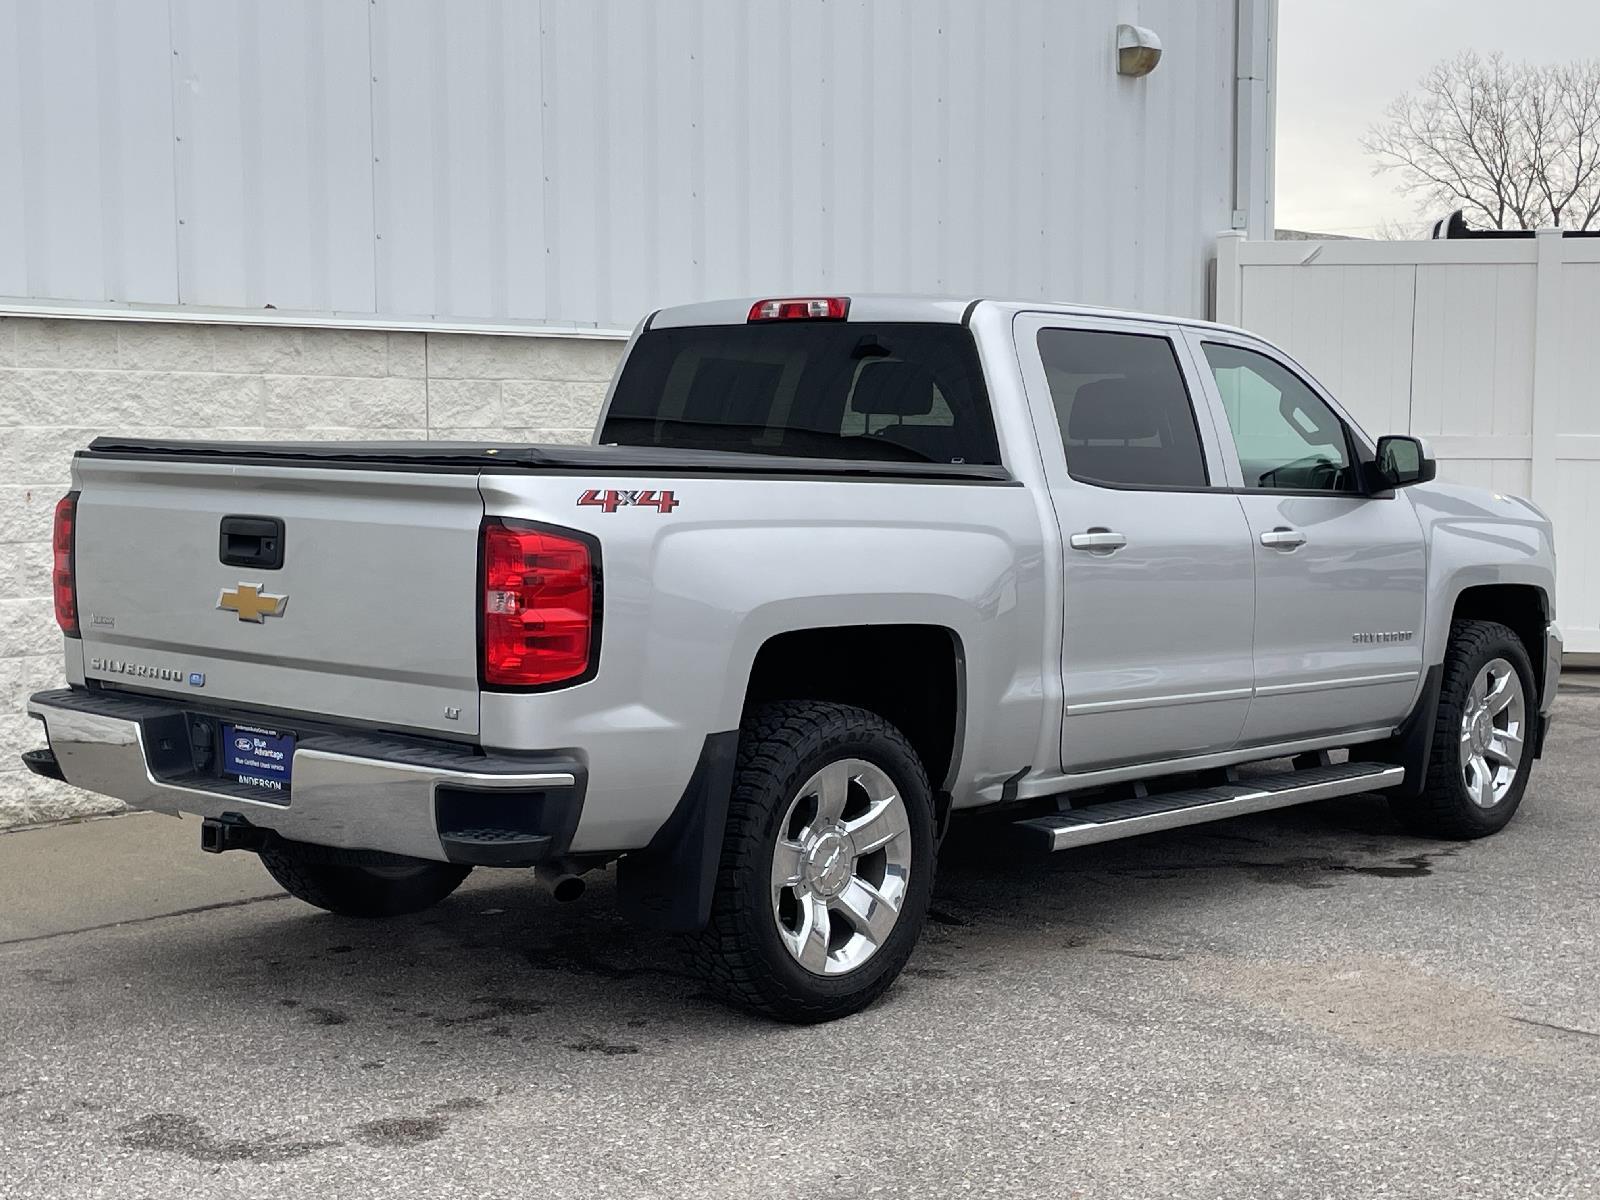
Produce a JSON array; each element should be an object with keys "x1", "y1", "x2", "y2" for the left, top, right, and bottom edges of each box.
[{"x1": 26, "y1": 688, "x2": 584, "y2": 865}]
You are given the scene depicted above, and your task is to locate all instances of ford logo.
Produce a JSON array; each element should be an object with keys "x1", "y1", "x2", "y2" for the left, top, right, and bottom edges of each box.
[{"x1": 234, "y1": 737, "x2": 254, "y2": 752}]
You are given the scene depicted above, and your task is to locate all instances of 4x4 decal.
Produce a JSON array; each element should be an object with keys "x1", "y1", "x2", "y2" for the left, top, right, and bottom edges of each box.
[{"x1": 578, "y1": 488, "x2": 680, "y2": 514}]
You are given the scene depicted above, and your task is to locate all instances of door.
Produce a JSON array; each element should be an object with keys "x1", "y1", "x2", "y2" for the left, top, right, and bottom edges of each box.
[
  {"x1": 1188, "y1": 335, "x2": 1427, "y2": 745},
  {"x1": 1015, "y1": 315, "x2": 1258, "y2": 774}
]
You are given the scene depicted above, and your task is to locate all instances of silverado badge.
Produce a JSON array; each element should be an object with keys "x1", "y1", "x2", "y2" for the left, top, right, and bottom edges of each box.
[{"x1": 218, "y1": 583, "x2": 288, "y2": 623}]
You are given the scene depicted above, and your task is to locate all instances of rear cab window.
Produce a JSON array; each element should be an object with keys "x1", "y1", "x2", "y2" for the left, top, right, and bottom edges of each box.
[
  {"x1": 601, "y1": 322, "x2": 1002, "y2": 465},
  {"x1": 1036, "y1": 328, "x2": 1209, "y2": 489}
]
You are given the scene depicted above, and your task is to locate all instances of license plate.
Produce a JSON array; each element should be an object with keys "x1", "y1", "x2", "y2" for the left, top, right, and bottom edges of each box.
[{"x1": 222, "y1": 724, "x2": 294, "y2": 795}]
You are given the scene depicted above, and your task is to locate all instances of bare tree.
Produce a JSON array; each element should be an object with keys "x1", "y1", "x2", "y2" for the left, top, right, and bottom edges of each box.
[
  {"x1": 1370, "y1": 216, "x2": 1432, "y2": 240},
  {"x1": 1364, "y1": 52, "x2": 1600, "y2": 231}
]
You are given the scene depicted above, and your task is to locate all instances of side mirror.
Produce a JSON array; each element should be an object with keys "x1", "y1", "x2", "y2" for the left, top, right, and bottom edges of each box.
[{"x1": 1370, "y1": 434, "x2": 1437, "y2": 491}]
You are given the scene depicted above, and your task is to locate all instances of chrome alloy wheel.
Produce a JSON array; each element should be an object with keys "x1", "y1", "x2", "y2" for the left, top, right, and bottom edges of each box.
[
  {"x1": 1459, "y1": 657, "x2": 1526, "y2": 809},
  {"x1": 770, "y1": 758, "x2": 914, "y2": 977}
]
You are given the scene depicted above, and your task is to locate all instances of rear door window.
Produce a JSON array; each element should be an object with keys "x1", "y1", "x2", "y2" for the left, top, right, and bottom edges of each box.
[
  {"x1": 1036, "y1": 328, "x2": 1210, "y2": 489},
  {"x1": 601, "y1": 323, "x2": 1001, "y2": 464}
]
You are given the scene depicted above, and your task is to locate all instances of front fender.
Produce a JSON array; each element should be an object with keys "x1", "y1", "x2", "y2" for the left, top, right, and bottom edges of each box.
[{"x1": 1413, "y1": 484, "x2": 1556, "y2": 671}]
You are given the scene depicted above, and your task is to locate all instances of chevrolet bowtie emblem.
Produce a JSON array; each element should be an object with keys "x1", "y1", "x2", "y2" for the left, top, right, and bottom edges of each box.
[{"x1": 217, "y1": 583, "x2": 288, "y2": 623}]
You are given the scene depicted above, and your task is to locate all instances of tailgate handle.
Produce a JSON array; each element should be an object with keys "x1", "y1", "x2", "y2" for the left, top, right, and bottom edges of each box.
[{"x1": 219, "y1": 515, "x2": 285, "y2": 570}]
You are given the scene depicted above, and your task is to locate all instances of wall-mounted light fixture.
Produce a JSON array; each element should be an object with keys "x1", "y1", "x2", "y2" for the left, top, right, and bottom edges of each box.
[{"x1": 1116, "y1": 24, "x2": 1162, "y2": 77}]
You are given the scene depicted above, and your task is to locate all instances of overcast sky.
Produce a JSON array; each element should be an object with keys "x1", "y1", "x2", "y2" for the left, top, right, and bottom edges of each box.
[{"x1": 1275, "y1": 1, "x2": 1600, "y2": 235}]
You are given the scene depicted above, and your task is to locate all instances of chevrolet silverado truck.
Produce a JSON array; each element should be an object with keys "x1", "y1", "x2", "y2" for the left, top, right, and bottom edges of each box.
[{"x1": 24, "y1": 295, "x2": 1561, "y2": 1023}]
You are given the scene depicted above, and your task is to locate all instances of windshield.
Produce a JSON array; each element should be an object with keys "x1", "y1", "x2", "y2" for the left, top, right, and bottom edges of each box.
[{"x1": 600, "y1": 322, "x2": 1001, "y2": 464}]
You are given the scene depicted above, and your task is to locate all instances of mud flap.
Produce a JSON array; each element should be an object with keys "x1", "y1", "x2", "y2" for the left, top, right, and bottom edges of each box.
[
  {"x1": 616, "y1": 731, "x2": 739, "y2": 932},
  {"x1": 1370, "y1": 664, "x2": 1443, "y2": 799}
]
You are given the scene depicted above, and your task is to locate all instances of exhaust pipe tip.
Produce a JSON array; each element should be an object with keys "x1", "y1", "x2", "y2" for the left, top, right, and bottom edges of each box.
[
  {"x1": 550, "y1": 874, "x2": 585, "y2": 903},
  {"x1": 535, "y1": 863, "x2": 587, "y2": 902}
]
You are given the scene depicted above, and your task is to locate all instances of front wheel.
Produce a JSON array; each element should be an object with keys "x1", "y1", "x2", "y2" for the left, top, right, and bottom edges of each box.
[
  {"x1": 686, "y1": 701, "x2": 937, "y2": 1023},
  {"x1": 258, "y1": 841, "x2": 472, "y2": 918},
  {"x1": 1390, "y1": 619, "x2": 1537, "y2": 839}
]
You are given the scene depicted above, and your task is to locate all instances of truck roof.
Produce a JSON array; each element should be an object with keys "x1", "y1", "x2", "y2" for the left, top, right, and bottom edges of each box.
[{"x1": 647, "y1": 294, "x2": 1251, "y2": 338}]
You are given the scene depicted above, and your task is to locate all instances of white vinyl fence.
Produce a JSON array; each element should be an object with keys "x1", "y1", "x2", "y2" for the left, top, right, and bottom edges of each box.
[{"x1": 1215, "y1": 230, "x2": 1600, "y2": 655}]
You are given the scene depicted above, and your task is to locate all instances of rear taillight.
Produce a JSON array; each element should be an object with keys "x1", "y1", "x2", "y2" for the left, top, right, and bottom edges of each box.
[
  {"x1": 747, "y1": 297, "x2": 850, "y2": 321},
  {"x1": 480, "y1": 520, "x2": 597, "y2": 688},
  {"x1": 52, "y1": 492, "x2": 79, "y2": 638}
]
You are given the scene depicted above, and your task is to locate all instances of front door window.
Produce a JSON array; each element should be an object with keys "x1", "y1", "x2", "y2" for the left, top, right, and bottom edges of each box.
[{"x1": 1201, "y1": 343, "x2": 1358, "y2": 492}]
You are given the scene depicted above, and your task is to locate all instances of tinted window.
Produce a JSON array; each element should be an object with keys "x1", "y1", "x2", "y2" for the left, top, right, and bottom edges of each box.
[
  {"x1": 1037, "y1": 329, "x2": 1208, "y2": 488},
  {"x1": 601, "y1": 323, "x2": 1000, "y2": 464},
  {"x1": 1201, "y1": 343, "x2": 1357, "y2": 492}
]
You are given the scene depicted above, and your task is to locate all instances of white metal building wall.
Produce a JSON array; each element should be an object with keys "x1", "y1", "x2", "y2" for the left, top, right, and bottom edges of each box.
[{"x1": 1, "y1": 0, "x2": 1257, "y2": 328}]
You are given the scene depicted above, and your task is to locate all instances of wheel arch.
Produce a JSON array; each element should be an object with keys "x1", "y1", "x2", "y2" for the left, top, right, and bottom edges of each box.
[
  {"x1": 742, "y1": 623, "x2": 967, "y2": 796},
  {"x1": 1448, "y1": 583, "x2": 1551, "y2": 698}
]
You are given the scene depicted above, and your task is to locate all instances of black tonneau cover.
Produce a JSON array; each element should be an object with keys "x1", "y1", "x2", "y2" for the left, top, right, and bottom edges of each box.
[{"x1": 82, "y1": 437, "x2": 1013, "y2": 482}]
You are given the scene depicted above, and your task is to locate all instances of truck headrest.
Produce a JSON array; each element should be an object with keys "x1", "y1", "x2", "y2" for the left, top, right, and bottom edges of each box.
[
  {"x1": 850, "y1": 360, "x2": 938, "y2": 417},
  {"x1": 1067, "y1": 379, "x2": 1160, "y2": 442}
]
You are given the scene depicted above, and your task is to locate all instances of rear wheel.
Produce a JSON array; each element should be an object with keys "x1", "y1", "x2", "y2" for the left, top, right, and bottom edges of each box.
[
  {"x1": 1390, "y1": 619, "x2": 1537, "y2": 839},
  {"x1": 686, "y1": 701, "x2": 936, "y2": 1023},
  {"x1": 258, "y1": 841, "x2": 472, "y2": 918}
]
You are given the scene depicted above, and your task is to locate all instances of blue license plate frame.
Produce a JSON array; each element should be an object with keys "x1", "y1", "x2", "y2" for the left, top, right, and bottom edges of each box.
[{"x1": 221, "y1": 723, "x2": 295, "y2": 796}]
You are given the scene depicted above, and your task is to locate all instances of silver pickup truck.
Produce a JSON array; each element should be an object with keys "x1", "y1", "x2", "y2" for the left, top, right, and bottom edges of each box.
[{"x1": 24, "y1": 296, "x2": 1561, "y2": 1022}]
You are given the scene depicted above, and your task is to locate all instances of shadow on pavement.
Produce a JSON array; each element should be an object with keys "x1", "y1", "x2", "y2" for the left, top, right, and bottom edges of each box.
[{"x1": 79, "y1": 790, "x2": 1458, "y2": 1052}]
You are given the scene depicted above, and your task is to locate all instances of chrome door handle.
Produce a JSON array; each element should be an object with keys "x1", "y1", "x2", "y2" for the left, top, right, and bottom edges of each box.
[
  {"x1": 1260, "y1": 527, "x2": 1306, "y2": 550},
  {"x1": 1069, "y1": 529, "x2": 1127, "y2": 553}
]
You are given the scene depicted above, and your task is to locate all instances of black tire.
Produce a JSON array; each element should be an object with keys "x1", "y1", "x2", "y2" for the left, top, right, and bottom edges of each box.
[
  {"x1": 685, "y1": 701, "x2": 937, "y2": 1024},
  {"x1": 258, "y1": 840, "x2": 472, "y2": 918},
  {"x1": 1389, "y1": 619, "x2": 1538, "y2": 839}
]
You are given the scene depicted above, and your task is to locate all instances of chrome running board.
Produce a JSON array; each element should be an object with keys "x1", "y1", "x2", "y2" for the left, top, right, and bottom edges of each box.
[{"x1": 1014, "y1": 762, "x2": 1405, "y2": 852}]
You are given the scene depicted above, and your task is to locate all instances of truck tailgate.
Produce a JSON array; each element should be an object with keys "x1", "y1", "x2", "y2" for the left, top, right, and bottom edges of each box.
[{"x1": 72, "y1": 455, "x2": 484, "y2": 738}]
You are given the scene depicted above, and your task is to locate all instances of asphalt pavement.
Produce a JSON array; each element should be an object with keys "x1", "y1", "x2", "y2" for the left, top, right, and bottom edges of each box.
[{"x1": 3, "y1": 687, "x2": 1599, "y2": 1199}]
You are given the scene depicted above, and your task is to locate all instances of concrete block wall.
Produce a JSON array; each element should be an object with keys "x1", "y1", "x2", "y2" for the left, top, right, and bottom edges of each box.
[{"x1": 0, "y1": 316, "x2": 624, "y2": 827}]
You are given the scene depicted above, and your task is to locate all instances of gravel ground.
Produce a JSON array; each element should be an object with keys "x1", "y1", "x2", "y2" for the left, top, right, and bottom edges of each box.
[{"x1": 2, "y1": 688, "x2": 1598, "y2": 1199}]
